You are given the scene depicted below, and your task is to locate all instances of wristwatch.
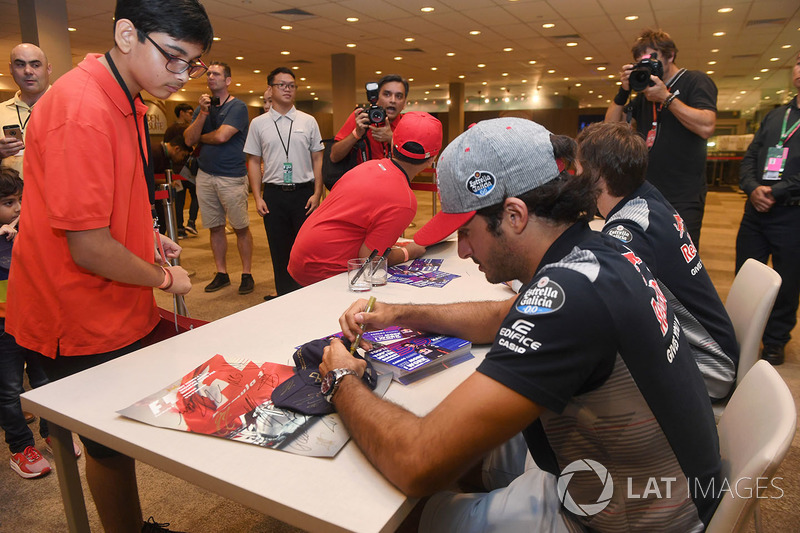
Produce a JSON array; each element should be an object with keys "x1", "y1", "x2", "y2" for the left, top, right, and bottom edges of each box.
[{"x1": 321, "y1": 368, "x2": 358, "y2": 403}]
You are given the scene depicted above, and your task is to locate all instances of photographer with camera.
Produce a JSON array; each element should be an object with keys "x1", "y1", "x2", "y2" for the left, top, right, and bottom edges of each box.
[
  {"x1": 184, "y1": 61, "x2": 255, "y2": 295},
  {"x1": 329, "y1": 74, "x2": 408, "y2": 167},
  {"x1": 605, "y1": 29, "x2": 717, "y2": 248}
]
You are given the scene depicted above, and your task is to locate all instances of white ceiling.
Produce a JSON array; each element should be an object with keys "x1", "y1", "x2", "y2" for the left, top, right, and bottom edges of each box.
[{"x1": 1, "y1": 0, "x2": 798, "y2": 117}]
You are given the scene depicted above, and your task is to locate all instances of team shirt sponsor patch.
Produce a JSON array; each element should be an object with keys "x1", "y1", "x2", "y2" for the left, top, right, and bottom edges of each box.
[
  {"x1": 465, "y1": 170, "x2": 496, "y2": 197},
  {"x1": 606, "y1": 224, "x2": 633, "y2": 243},
  {"x1": 516, "y1": 276, "x2": 565, "y2": 315}
]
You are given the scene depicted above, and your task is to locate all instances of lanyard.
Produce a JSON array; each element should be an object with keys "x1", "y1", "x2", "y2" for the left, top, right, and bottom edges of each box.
[
  {"x1": 778, "y1": 106, "x2": 800, "y2": 147},
  {"x1": 273, "y1": 114, "x2": 293, "y2": 161},
  {"x1": 103, "y1": 52, "x2": 155, "y2": 204},
  {"x1": 15, "y1": 105, "x2": 31, "y2": 133}
]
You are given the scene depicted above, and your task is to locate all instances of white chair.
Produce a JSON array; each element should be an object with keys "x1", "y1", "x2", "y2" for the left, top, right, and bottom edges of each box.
[
  {"x1": 706, "y1": 360, "x2": 796, "y2": 533},
  {"x1": 713, "y1": 258, "x2": 782, "y2": 420}
]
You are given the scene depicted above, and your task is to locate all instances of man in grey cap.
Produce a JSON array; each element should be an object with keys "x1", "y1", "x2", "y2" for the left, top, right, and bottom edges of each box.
[{"x1": 320, "y1": 118, "x2": 721, "y2": 532}]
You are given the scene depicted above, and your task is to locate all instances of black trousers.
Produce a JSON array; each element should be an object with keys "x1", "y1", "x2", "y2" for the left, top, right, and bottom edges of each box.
[
  {"x1": 671, "y1": 192, "x2": 706, "y2": 250},
  {"x1": 262, "y1": 183, "x2": 313, "y2": 295},
  {"x1": 735, "y1": 203, "x2": 800, "y2": 347}
]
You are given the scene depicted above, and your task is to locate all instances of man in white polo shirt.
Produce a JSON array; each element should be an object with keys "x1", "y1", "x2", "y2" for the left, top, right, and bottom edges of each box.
[{"x1": 245, "y1": 67, "x2": 323, "y2": 298}]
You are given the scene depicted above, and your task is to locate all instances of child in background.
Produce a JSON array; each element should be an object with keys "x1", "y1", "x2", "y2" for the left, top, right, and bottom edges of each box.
[{"x1": 0, "y1": 168, "x2": 62, "y2": 478}]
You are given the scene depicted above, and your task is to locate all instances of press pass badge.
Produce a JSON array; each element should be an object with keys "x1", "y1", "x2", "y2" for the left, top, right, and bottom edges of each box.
[
  {"x1": 283, "y1": 162, "x2": 293, "y2": 184},
  {"x1": 762, "y1": 146, "x2": 788, "y2": 181},
  {"x1": 645, "y1": 121, "x2": 657, "y2": 148}
]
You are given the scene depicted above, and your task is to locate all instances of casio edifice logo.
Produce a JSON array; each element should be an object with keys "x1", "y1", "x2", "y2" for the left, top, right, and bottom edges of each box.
[
  {"x1": 465, "y1": 171, "x2": 496, "y2": 197},
  {"x1": 516, "y1": 276, "x2": 565, "y2": 315},
  {"x1": 607, "y1": 224, "x2": 633, "y2": 243}
]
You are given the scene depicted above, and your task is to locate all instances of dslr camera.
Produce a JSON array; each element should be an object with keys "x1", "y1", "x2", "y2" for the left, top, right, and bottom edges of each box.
[
  {"x1": 364, "y1": 82, "x2": 386, "y2": 126},
  {"x1": 209, "y1": 96, "x2": 221, "y2": 106},
  {"x1": 629, "y1": 52, "x2": 664, "y2": 92}
]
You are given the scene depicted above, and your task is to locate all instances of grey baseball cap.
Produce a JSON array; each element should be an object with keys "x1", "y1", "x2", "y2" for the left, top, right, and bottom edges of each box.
[{"x1": 414, "y1": 118, "x2": 561, "y2": 246}]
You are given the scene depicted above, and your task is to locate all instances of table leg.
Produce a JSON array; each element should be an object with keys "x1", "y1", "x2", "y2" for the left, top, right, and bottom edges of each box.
[{"x1": 49, "y1": 423, "x2": 90, "y2": 532}]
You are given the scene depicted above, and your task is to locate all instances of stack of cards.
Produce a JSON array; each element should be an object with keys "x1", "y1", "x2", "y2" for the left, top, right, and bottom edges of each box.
[{"x1": 387, "y1": 258, "x2": 460, "y2": 288}]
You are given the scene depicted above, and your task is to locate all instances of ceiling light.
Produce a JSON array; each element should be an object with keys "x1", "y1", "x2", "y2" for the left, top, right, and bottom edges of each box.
[
  {"x1": 346, "y1": 43, "x2": 356, "y2": 48},
  {"x1": 753, "y1": 76, "x2": 761, "y2": 80},
  {"x1": 608, "y1": 74, "x2": 614, "y2": 78},
  {"x1": 421, "y1": 7, "x2": 435, "y2": 13},
  {"x1": 394, "y1": 56, "x2": 403, "y2": 60},
  {"x1": 707, "y1": 70, "x2": 715, "y2": 74},
  {"x1": 485, "y1": 98, "x2": 490, "y2": 103},
  {"x1": 547, "y1": 69, "x2": 555, "y2": 73},
  {"x1": 711, "y1": 49, "x2": 719, "y2": 53},
  {"x1": 431, "y1": 66, "x2": 438, "y2": 70},
  {"x1": 502, "y1": 72, "x2": 509, "y2": 76},
  {"x1": 458, "y1": 75, "x2": 465, "y2": 79},
  {"x1": 708, "y1": 60, "x2": 717, "y2": 65},
  {"x1": 235, "y1": 56, "x2": 244, "y2": 60},
  {"x1": 300, "y1": 77, "x2": 306, "y2": 81},
  {"x1": 469, "y1": 30, "x2": 481, "y2": 35},
  {"x1": 249, "y1": 90, "x2": 253, "y2": 93},
  {"x1": 280, "y1": 51, "x2": 290, "y2": 55},
  {"x1": 482, "y1": 81, "x2": 488, "y2": 85},
  {"x1": 521, "y1": 79, "x2": 527, "y2": 83},
  {"x1": 376, "y1": 70, "x2": 382, "y2": 74},
  {"x1": 503, "y1": 47, "x2": 513, "y2": 52},
  {"x1": 782, "y1": 44, "x2": 791, "y2": 49},
  {"x1": 584, "y1": 56, "x2": 593, "y2": 61},
  {"x1": 253, "y1": 69, "x2": 261, "y2": 73},
  {"x1": 292, "y1": 66, "x2": 299, "y2": 70},
  {"x1": 769, "y1": 57, "x2": 779, "y2": 61},
  {"x1": 346, "y1": 17, "x2": 359, "y2": 22},
  {"x1": 404, "y1": 37, "x2": 415, "y2": 42},
  {"x1": 281, "y1": 25, "x2": 292, "y2": 30},
  {"x1": 213, "y1": 37, "x2": 221, "y2": 41},
  {"x1": 566, "y1": 42, "x2": 578, "y2": 47},
  {"x1": 408, "y1": 78, "x2": 414, "y2": 82},
  {"x1": 68, "y1": 27, "x2": 76, "y2": 32},
  {"x1": 235, "y1": 83, "x2": 241, "y2": 86},
  {"x1": 446, "y1": 52, "x2": 455, "y2": 56},
  {"x1": 542, "y1": 23, "x2": 555, "y2": 28},
  {"x1": 435, "y1": 84, "x2": 440, "y2": 87},
  {"x1": 596, "y1": 66, "x2": 606, "y2": 71},
  {"x1": 625, "y1": 15, "x2": 638, "y2": 21},
  {"x1": 563, "y1": 77, "x2": 569, "y2": 81},
  {"x1": 761, "y1": 68, "x2": 769, "y2": 72},
  {"x1": 740, "y1": 90, "x2": 747, "y2": 94},
  {"x1": 713, "y1": 31, "x2": 726, "y2": 37},
  {"x1": 717, "y1": 7, "x2": 733, "y2": 13},
  {"x1": 528, "y1": 60, "x2": 537, "y2": 64},
  {"x1": 477, "y1": 64, "x2": 486, "y2": 68},
  {"x1": 575, "y1": 83, "x2": 582, "y2": 87},
  {"x1": 425, "y1": 91, "x2": 430, "y2": 94}
]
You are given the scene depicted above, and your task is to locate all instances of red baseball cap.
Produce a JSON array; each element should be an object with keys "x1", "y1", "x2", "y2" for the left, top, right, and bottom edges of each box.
[{"x1": 393, "y1": 112, "x2": 443, "y2": 160}]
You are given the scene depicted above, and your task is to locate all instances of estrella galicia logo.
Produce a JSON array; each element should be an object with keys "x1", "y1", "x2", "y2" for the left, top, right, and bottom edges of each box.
[
  {"x1": 465, "y1": 170, "x2": 496, "y2": 197},
  {"x1": 606, "y1": 224, "x2": 632, "y2": 243},
  {"x1": 516, "y1": 276, "x2": 565, "y2": 315},
  {"x1": 557, "y1": 459, "x2": 614, "y2": 517}
]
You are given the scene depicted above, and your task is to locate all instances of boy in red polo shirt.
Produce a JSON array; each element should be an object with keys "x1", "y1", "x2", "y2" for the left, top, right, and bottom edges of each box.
[{"x1": 6, "y1": 1, "x2": 213, "y2": 531}]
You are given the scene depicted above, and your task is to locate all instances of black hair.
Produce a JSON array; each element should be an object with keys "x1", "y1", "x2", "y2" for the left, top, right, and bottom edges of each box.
[
  {"x1": 267, "y1": 67, "x2": 295, "y2": 85},
  {"x1": 115, "y1": 0, "x2": 214, "y2": 53},
  {"x1": 209, "y1": 61, "x2": 231, "y2": 78},
  {"x1": 391, "y1": 143, "x2": 430, "y2": 165},
  {"x1": 632, "y1": 28, "x2": 677, "y2": 63},
  {"x1": 174, "y1": 102, "x2": 193, "y2": 117},
  {"x1": 0, "y1": 167, "x2": 23, "y2": 198},
  {"x1": 378, "y1": 74, "x2": 409, "y2": 97},
  {"x1": 576, "y1": 122, "x2": 648, "y2": 197},
  {"x1": 478, "y1": 134, "x2": 598, "y2": 234},
  {"x1": 163, "y1": 123, "x2": 190, "y2": 151}
]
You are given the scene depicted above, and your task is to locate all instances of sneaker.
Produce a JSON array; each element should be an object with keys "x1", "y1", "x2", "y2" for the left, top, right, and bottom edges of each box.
[
  {"x1": 45, "y1": 436, "x2": 82, "y2": 458},
  {"x1": 142, "y1": 516, "x2": 185, "y2": 533},
  {"x1": 177, "y1": 228, "x2": 187, "y2": 239},
  {"x1": 762, "y1": 344, "x2": 785, "y2": 366},
  {"x1": 185, "y1": 223, "x2": 198, "y2": 236},
  {"x1": 239, "y1": 273, "x2": 255, "y2": 295},
  {"x1": 10, "y1": 446, "x2": 51, "y2": 479},
  {"x1": 204, "y1": 272, "x2": 230, "y2": 292}
]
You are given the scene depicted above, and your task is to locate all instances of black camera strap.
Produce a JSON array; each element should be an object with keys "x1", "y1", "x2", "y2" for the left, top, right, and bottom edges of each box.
[{"x1": 104, "y1": 51, "x2": 155, "y2": 204}]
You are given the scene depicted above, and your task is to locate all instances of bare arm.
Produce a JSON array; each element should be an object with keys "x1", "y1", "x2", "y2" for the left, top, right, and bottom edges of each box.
[
  {"x1": 199, "y1": 124, "x2": 239, "y2": 145},
  {"x1": 666, "y1": 100, "x2": 716, "y2": 139},
  {"x1": 321, "y1": 339, "x2": 542, "y2": 497},
  {"x1": 340, "y1": 297, "x2": 515, "y2": 346},
  {"x1": 183, "y1": 95, "x2": 210, "y2": 147},
  {"x1": 330, "y1": 108, "x2": 368, "y2": 163},
  {"x1": 246, "y1": 154, "x2": 268, "y2": 216},
  {"x1": 66, "y1": 227, "x2": 191, "y2": 294},
  {"x1": 305, "y1": 149, "x2": 323, "y2": 214}
]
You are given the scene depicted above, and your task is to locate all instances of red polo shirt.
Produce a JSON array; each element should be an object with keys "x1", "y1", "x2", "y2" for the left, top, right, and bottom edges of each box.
[{"x1": 7, "y1": 54, "x2": 158, "y2": 357}]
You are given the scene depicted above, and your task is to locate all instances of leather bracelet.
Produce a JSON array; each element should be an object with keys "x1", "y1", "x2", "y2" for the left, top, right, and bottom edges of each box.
[
  {"x1": 613, "y1": 88, "x2": 631, "y2": 106},
  {"x1": 662, "y1": 93, "x2": 677, "y2": 110},
  {"x1": 158, "y1": 266, "x2": 173, "y2": 290}
]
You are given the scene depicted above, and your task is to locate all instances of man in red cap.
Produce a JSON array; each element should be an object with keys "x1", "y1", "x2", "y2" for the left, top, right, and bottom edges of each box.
[{"x1": 288, "y1": 111, "x2": 442, "y2": 286}]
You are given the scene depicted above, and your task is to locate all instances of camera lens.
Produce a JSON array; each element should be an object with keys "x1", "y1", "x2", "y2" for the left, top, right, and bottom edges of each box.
[
  {"x1": 629, "y1": 69, "x2": 652, "y2": 92},
  {"x1": 368, "y1": 106, "x2": 386, "y2": 125}
]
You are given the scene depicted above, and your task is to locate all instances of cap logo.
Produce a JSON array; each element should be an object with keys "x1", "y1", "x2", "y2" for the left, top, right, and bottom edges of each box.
[{"x1": 466, "y1": 171, "x2": 496, "y2": 197}]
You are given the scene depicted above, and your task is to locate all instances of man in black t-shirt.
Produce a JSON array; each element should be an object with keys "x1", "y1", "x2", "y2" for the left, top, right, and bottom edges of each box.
[
  {"x1": 320, "y1": 118, "x2": 721, "y2": 532},
  {"x1": 605, "y1": 29, "x2": 717, "y2": 248}
]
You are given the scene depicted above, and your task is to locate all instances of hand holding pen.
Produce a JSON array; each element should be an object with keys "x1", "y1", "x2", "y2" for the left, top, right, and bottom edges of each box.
[{"x1": 350, "y1": 296, "x2": 376, "y2": 354}]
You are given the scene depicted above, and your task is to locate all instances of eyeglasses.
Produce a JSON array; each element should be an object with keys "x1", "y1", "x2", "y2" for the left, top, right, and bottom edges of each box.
[
  {"x1": 271, "y1": 83, "x2": 297, "y2": 91},
  {"x1": 141, "y1": 31, "x2": 208, "y2": 79}
]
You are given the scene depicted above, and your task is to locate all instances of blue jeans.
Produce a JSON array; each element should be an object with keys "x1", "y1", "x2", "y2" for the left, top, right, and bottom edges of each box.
[{"x1": 0, "y1": 321, "x2": 49, "y2": 453}]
